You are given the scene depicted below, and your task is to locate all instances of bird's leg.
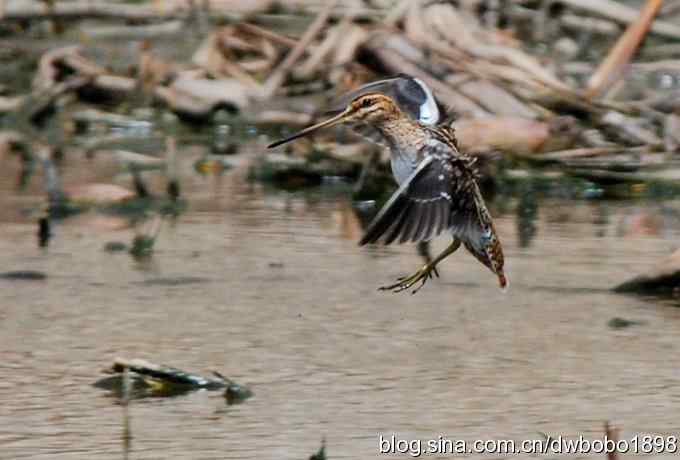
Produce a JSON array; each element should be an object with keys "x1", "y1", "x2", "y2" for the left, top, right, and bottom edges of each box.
[
  {"x1": 380, "y1": 239, "x2": 461, "y2": 294},
  {"x1": 416, "y1": 241, "x2": 439, "y2": 278}
]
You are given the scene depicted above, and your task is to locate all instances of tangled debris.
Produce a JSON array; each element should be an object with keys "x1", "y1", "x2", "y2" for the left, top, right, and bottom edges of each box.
[
  {"x1": 95, "y1": 357, "x2": 253, "y2": 403},
  {"x1": 2, "y1": 1, "x2": 680, "y2": 199}
]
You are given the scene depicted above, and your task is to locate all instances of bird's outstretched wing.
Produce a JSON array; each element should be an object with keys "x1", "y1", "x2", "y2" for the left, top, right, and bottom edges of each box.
[{"x1": 359, "y1": 138, "x2": 484, "y2": 246}]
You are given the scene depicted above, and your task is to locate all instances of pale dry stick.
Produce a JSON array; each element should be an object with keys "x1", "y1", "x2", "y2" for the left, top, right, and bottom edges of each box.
[
  {"x1": 409, "y1": 21, "x2": 557, "y2": 118},
  {"x1": 425, "y1": 35, "x2": 637, "y2": 117},
  {"x1": 437, "y1": 55, "x2": 550, "y2": 118},
  {"x1": 423, "y1": 4, "x2": 572, "y2": 93},
  {"x1": 403, "y1": 0, "x2": 429, "y2": 45},
  {"x1": 238, "y1": 58, "x2": 272, "y2": 74},
  {"x1": 586, "y1": 0, "x2": 664, "y2": 99},
  {"x1": 259, "y1": 36, "x2": 278, "y2": 62},
  {"x1": 333, "y1": 24, "x2": 369, "y2": 68},
  {"x1": 428, "y1": 42, "x2": 621, "y2": 118},
  {"x1": 236, "y1": 23, "x2": 298, "y2": 49},
  {"x1": 447, "y1": 75, "x2": 539, "y2": 118},
  {"x1": 300, "y1": 3, "x2": 364, "y2": 78},
  {"x1": 260, "y1": 0, "x2": 339, "y2": 100}
]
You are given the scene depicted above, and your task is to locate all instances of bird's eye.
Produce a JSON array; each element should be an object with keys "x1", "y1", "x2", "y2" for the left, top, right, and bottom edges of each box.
[{"x1": 361, "y1": 98, "x2": 372, "y2": 108}]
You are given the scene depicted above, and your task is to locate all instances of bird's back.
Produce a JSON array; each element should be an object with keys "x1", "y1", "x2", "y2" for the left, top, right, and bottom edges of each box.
[{"x1": 425, "y1": 125, "x2": 505, "y2": 285}]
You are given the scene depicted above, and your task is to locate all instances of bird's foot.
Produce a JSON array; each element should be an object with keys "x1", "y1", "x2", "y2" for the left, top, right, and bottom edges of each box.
[{"x1": 379, "y1": 263, "x2": 439, "y2": 294}]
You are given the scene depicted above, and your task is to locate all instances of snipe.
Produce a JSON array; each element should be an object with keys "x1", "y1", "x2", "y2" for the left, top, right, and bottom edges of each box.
[{"x1": 268, "y1": 76, "x2": 506, "y2": 293}]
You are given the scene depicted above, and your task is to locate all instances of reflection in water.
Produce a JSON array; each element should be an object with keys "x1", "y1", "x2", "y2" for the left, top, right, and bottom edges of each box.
[
  {"x1": 516, "y1": 189, "x2": 538, "y2": 248},
  {"x1": 593, "y1": 203, "x2": 610, "y2": 238},
  {"x1": 2, "y1": 146, "x2": 680, "y2": 459}
]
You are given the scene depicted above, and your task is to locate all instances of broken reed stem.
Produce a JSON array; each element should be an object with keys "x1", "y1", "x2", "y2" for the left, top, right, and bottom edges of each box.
[
  {"x1": 165, "y1": 136, "x2": 180, "y2": 200},
  {"x1": 121, "y1": 366, "x2": 132, "y2": 460},
  {"x1": 260, "y1": 0, "x2": 339, "y2": 99},
  {"x1": 586, "y1": 0, "x2": 664, "y2": 99}
]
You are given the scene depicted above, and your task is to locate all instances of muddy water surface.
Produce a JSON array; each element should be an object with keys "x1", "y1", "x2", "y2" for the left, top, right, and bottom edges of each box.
[{"x1": 1, "y1": 145, "x2": 680, "y2": 460}]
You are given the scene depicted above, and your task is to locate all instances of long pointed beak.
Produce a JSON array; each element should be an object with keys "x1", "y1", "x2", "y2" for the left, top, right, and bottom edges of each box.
[{"x1": 267, "y1": 107, "x2": 351, "y2": 149}]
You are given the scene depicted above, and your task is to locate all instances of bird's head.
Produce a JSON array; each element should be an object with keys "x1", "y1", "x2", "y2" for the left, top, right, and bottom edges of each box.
[{"x1": 267, "y1": 93, "x2": 399, "y2": 149}]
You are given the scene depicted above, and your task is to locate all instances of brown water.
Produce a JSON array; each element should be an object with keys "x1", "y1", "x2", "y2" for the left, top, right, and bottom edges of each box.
[{"x1": 1, "y1": 143, "x2": 680, "y2": 460}]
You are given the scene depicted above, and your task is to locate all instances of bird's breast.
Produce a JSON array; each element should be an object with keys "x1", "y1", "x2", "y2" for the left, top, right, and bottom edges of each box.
[{"x1": 389, "y1": 148, "x2": 418, "y2": 185}]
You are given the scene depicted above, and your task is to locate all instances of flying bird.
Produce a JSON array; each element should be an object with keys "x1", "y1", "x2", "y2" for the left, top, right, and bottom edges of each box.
[{"x1": 268, "y1": 75, "x2": 506, "y2": 293}]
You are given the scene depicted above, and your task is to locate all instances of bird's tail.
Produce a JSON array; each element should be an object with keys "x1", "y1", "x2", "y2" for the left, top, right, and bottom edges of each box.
[{"x1": 497, "y1": 271, "x2": 508, "y2": 291}]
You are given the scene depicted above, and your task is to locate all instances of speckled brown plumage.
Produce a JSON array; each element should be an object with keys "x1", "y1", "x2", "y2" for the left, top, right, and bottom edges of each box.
[{"x1": 269, "y1": 91, "x2": 507, "y2": 292}]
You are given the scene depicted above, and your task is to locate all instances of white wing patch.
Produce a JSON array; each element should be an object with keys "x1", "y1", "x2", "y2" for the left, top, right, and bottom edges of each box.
[{"x1": 414, "y1": 77, "x2": 440, "y2": 126}]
